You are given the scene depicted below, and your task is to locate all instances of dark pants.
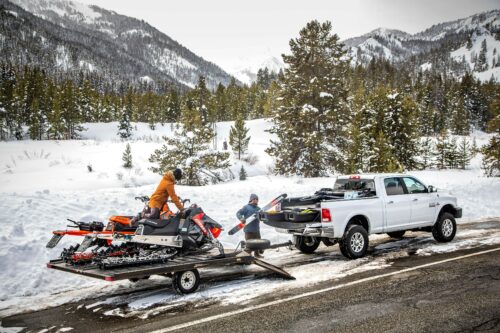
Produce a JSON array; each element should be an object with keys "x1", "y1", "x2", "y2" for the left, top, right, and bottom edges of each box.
[{"x1": 245, "y1": 231, "x2": 263, "y2": 255}]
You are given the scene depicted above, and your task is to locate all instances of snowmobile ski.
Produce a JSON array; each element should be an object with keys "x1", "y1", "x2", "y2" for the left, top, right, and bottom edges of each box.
[{"x1": 228, "y1": 193, "x2": 288, "y2": 235}]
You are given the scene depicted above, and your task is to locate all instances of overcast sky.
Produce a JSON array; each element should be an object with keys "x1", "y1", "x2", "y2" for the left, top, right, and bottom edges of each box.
[{"x1": 76, "y1": 0, "x2": 499, "y2": 71}]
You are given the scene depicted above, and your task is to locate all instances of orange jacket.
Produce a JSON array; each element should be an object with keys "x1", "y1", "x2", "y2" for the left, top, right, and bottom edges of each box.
[{"x1": 149, "y1": 171, "x2": 183, "y2": 211}]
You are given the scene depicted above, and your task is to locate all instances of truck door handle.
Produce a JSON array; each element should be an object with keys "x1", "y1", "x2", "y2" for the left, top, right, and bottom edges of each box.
[
  {"x1": 388, "y1": 201, "x2": 394, "y2": 204},
  {"x1": 413, "y1": 198, "x2": 418, "y2": 201}
]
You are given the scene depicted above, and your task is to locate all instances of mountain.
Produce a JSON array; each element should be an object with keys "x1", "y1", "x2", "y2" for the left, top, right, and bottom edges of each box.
[
  {"x1": 1, "y1": 0, "x2": 236, "y2": 90},
  {"x1": 343, "y1": 10, "x2": 500, "y2": 81},
  {"x1": 230, "y1": 56, "x2": 285, "y2": 85}
]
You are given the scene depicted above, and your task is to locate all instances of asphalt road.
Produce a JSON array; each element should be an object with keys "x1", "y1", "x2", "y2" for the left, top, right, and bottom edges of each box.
[{"x1": 3, "y1": 221, "x2": 500, "y2": 333}]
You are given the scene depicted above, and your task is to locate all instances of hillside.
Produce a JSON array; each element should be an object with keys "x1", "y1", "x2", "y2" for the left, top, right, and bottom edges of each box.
[
  {"x1": 343, "y1": 10, "x2": 500, "y2": 81},
  {"x1": 1, "y1": 0, "x2": 236, "y2": 90}
]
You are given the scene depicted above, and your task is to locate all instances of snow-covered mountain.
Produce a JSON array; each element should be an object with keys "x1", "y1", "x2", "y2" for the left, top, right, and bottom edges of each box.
[
  {"x1": 230, "y1": 56, "x2": 285, "y2": 85},
  {"x1": 343, "y1": 10, "x2": 500, "y2": 81},
  {"x1": 1, "y1": 0, "x2": 236, "y2": 90}
]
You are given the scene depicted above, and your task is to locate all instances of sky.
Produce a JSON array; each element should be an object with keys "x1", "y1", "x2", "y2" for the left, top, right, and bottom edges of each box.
[{"x1": 76, "y1": 0, "x2": 500, "y2": 72}]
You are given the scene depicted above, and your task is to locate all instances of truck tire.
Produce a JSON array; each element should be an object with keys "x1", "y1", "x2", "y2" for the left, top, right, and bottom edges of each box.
[
  {"x1": 294, "y1": 236, "x2": 320, "y2": 254},
  {"x1": 339, "y1": 225, "x2": 368, "y2": 259},
  {"x1": 432, "y1": 212, "x2": 456, "y2": 242},
  {"x1": 387, "y1": 231, "x2": 406, "y2": 239},
  {"x1": 245, "y1": 239, "x2": 271, "y2": 251},
  {"x1": 172, "y1": 269, "x2": 200, "y2": 294}
]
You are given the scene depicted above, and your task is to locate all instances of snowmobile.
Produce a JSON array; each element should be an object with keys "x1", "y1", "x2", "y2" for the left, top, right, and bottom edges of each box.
[
  {"x1": 95, "y1": 203, "x2": 225, "y2": 269},
  {"x1": 46, "y1": 196, "x2": 185, "y2": 265}
]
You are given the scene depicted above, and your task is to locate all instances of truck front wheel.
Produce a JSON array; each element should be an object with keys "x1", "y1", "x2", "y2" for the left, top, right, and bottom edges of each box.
[
  {"x1": 432, "y1": 212, "x2": 456, "y2": 242},
  {"x1": 294, "y1": 236, "x2": 320, "y2": 254},
  {"x1": 339, "y1": 225, "x2": 369, "y2": 259}
]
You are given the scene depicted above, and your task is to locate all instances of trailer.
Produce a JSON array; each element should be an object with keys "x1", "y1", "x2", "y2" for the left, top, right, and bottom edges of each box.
[{"x1": 47, "y1": 242, "x2": 294, "y2": 294}]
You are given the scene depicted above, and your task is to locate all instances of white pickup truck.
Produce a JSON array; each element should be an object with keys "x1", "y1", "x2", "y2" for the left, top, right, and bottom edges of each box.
[{"x1": 261, "y1": 174, "x2": 462, "y2": 259}]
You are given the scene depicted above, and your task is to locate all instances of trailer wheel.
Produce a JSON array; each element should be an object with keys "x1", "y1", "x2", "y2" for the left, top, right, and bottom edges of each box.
[
  {"x1": 294, "y1": 236, "x2": 320, "y2": 254},
  {"x1": 432, "y1": 212, "x2": 456, "y2": 242},
  {"x1": 387, "y1": 230, "x2": 406, "y2": 239},
  {"x1": 339, "y1": 225, "x2": 368, "y2": 259},
  {"x1": 172, "y1": 269, "x2": 200, "y2": 294}
]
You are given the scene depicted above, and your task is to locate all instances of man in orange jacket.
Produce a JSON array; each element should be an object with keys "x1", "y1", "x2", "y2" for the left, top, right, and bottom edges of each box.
[{"x1": 147, "y1": 168, "x2": 184, "y2": 219}]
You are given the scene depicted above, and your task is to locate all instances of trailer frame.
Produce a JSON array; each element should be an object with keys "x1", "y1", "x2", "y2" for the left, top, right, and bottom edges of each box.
[{"x1": 47, "y1": 242, "x2": 294, "y2": 293}]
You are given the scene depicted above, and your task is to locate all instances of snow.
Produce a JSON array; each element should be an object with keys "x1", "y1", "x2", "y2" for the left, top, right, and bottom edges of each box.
[
  {"x1": 79, "y1": 60, "x2": 94, "y2": 72},
  {"x1": 122, "y1": 29, "x2": 152, "y2": 38},
  {"x1": 0, "y1": 121, "x2": 499, "y2": 317},
  {"x1": 420, "y1": 62, "x2": 432, "y2": 72},
  {"x1": 387, "y1": 92, "x2": 399, "y2": 99},
  {"x1": 450, "y1": 33, "x2": 500, "y2": 81},
  {"x1": 139, "y1": 76, "x2": 153, "y2": 83},
  {"x1": 6, "y1": 10, "x2": 18, "y2": 17},
  {"x1": 319, "y1": 92, "x2": 333, "y2": 98}
]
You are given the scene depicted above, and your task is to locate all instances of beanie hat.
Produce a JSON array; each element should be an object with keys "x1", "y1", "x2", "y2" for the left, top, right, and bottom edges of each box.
[{"x1": 249, "y1": 193, "x2": 258, "y2": 202}]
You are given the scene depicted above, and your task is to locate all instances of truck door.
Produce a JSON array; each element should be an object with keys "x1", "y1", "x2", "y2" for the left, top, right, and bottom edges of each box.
[
  {"x1": 401, "y1": 177, "x2": 436, "y2": 226},
  {"x1": 383, "y1": 177, "x2": 411, "y2": 231}
]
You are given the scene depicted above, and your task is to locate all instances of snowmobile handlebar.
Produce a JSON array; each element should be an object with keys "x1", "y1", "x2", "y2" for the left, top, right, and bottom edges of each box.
[{"x1": 134, "y1": 196, "x2": 150, "y2": 203}]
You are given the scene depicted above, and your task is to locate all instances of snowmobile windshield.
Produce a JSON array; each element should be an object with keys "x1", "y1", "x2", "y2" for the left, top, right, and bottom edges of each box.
[{"x1": 333, "y1": 179, "x2": 375, "y2": 193}]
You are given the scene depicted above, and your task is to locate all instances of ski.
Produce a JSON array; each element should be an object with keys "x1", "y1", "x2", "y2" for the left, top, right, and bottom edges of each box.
[{"x1": 228, "y1": 193, "x2": 287, "y2": 235}]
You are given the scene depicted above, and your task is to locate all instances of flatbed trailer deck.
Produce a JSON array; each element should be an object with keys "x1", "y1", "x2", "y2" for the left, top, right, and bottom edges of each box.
[{"x1": 47, "y1": 244, "x2": 294, "y2": 294}]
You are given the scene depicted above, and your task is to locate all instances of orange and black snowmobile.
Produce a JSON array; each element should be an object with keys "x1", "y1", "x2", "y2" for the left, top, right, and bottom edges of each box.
[{"x1": 46, "y1": 196, "x2": 178, "y2": 265}]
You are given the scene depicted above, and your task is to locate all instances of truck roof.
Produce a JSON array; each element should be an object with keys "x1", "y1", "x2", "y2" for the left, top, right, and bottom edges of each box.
[{"x1": 336, "y1": 173, "x2": 408, "y2": 180}]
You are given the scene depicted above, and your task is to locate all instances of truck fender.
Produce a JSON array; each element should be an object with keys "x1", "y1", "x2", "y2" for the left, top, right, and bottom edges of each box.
[{"x1": 343, "y1": 214, "x2": 370, "y2": 235}]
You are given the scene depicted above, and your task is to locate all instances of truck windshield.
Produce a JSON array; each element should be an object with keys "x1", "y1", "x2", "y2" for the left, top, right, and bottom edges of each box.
[{"x1": 334, "y1": 179, "x2": 376, "y2": 192}]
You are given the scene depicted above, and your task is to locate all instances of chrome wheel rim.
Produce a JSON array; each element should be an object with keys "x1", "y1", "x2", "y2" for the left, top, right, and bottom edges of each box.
[
  {"x1": 180, "y1": 271, "x2": 196, "y2": 290},
  {"x1": 350, "y1": 232, "x2": 365, "y2": 253},
  {"x1": 442, "y1": 219, "x2": 453, "y2": 237}
]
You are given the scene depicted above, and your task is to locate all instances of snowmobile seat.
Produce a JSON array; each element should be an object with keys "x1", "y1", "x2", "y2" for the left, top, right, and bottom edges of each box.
[{"x1": 139, "y1": 216, "x2": 181, "y2": 236}]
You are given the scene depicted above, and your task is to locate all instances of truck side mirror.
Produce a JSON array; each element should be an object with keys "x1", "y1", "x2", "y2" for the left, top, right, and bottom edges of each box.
[{"x1": 428, "y1": 185, "x2": 435, "y2": 193}]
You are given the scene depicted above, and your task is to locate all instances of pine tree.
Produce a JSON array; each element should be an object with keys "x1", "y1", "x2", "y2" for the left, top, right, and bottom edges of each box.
[
  {"x1": 266, "y1": 20, "x2": 350, "y2": 176},
  {"x1": 122, "y1": 143, "x2": 133, "y2": 168},
  {"x1": 476, "y1": 39, "x2": 488, "y2": 72},
  {"x1": 481, "y1": 136, "x2": 500, "y2": 176},
  {"x1": 239, "y1": 165, "x2": 247, "y2": 181},
  {"x1": 457, "y1": 137, "x2": 472, "y2": 169},
  {"x1": 419, "y1": 137, "x2": 434, "y2": 170},
  {"x1": 445, "y1": 136, "x2": 459, "y2": 169},
  {"x1": 149, "y1": 102, "x2": 230, "y2": 186},
  {"x1": 229, "y1": 116, "x2": 250, "y2": 159},
  {"x1": 118, "y1": 89, "x2": 133, "y2": 139},
  {"x1": 371, "y1": 131, "x2": 399, "y2": 172},
  {"x1": 434, "y1": 131, "x2": 449, "y2": 169}
]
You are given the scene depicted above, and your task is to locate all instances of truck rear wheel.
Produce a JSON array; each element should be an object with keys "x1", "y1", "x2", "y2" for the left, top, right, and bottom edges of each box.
[
  {"x1": 294, "y1": 236, "x2": 320, "y2": 254},
  {"x1": 339, "y1": 225, "x2": 368, "y2": 259},
  {"x1": 432, "y1": 212, "x2": 456, "y2": 242}
]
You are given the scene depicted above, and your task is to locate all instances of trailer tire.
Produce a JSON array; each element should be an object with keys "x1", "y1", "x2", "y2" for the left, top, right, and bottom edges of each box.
[
  {"x1": 432, "y1": 212, "x2": 456, "y2": 242},
  {"x1": 245, "y1": 239, "x2": 271, "y2": 251},
  {"x1": 339, "y1": 225, "x2": 368, "y2": 259},
  {"x1": 294, "y1": 236, "x2": 320, "y2": 254},
  {"x1": 172, "y1": 269, "x2": 200, "y2": 294},
  {"x1": 387, "y1": 230, "x2": 406, "y2": 239}
]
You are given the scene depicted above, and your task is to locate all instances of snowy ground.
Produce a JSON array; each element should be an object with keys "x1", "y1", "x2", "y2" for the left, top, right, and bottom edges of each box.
[{"x1": 0, "y1": 120, "x2": 499, "y2": 319}]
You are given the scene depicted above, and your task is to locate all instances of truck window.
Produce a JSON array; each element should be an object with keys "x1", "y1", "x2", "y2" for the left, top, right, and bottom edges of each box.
[
  {"x1": 334, "y1": 179, "x2": 376, "y2": 193},
  {"x1": 402, "y1": 177, "x2": 427, "y2": 194},
  {"x1": 384, "y1": 177, "x2": 405, "y2": 196}
]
